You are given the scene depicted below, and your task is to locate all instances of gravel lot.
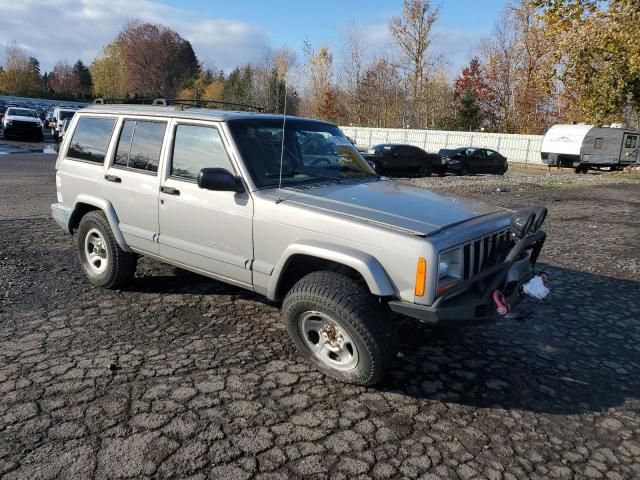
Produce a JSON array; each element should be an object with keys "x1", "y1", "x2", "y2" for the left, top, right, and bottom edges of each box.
[{"x1": 1, "y1": 153, "x2": 640, "y2": 479}]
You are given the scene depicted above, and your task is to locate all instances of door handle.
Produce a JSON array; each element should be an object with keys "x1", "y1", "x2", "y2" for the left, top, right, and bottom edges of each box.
[
  {"x1": 105, "y1": 174, "x2": 121, "y2": 183},
  {"x1": 160, "y1": 186, "x2": 180, "y2": 196}
]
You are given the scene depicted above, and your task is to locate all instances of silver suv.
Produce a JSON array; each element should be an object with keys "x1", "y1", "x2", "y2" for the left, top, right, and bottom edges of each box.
[{"x1": 51, "y1": 103, "x2": 548, "y2": 385}]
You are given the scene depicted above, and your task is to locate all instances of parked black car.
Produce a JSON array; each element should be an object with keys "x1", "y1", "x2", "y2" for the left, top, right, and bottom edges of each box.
[
  {"x1": 366, "y1": 144, "x2": 443, "y2": 176},
  {"x1": 438, "y1": 147, "x2": 508, "y2": 175}
]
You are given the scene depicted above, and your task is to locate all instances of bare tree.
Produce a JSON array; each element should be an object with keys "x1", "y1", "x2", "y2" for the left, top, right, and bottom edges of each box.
[
  {"x1": 340, "y1": 21, "x2": 367, "y2": 123},
  {"x1": 389, "y1": 0, "x2": 440, "y2": 127},
  {"x1": 48, "y1": 60, "x2": 75, "y2": 95}
]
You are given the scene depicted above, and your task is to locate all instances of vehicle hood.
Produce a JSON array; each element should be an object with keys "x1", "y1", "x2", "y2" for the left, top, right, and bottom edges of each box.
[
  {"x1": 277, "y1": 179, "x2": 505, "y2": 236},
  {"x1": 6, "y1": 115, "x2": 40, "y2": 123}
]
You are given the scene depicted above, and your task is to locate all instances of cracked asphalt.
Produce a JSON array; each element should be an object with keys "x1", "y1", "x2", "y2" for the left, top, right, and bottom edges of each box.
[{"x1": 1, "y1": 153, "x2": 639, "y2": 479}]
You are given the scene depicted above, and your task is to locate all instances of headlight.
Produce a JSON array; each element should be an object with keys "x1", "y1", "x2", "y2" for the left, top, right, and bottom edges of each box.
[{"x1": 437, "y1": 248, "x2": 463, "y2": 294}]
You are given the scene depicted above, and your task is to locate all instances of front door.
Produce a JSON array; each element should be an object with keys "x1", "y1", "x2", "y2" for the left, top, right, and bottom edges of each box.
[
  {"x1": 158, "y1": 120, "x2": 253, "y2": 287},
  {"x1": 621, "y1": 133, "x2": 639, "y2": 164}
]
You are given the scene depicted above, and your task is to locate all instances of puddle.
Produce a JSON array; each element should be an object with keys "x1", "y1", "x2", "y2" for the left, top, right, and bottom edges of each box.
[{"x1": 0, "y1": 143, "x2": 58, "y2": 155}]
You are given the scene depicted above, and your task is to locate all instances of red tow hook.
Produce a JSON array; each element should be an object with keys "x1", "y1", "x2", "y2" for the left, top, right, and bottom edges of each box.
[{"x1": 492, "y1": 290, "x2": 511, "y2": 316}]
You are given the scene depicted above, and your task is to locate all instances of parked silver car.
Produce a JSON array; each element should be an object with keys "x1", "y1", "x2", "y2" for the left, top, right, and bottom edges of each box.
[{"x1": 51, "y1": 104, "x2": 548, "y2": 385}]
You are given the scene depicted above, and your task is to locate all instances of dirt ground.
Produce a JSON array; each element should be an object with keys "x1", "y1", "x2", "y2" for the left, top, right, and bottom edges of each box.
[{"x1": 1, "y1": 153, "x2": 639, "y2": 479}]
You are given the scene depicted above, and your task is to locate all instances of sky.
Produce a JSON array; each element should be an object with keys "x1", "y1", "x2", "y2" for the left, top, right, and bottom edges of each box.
[{"x1": 0, "y1": 0, "x2": 507, "y2": 76}]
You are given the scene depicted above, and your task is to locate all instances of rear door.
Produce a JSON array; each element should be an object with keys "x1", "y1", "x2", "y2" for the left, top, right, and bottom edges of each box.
[
  {"x1": 621, "y1": 133, "x2": 639, "y2": 164},
  {"x1": 485, "y1": 149, "x2": 502, "y2": 171},
  {"x1": 103, "y1": 117, "x2": 167, "y2": 254},
  {"x1": 158, "y1": 119, "x2": 253, "y2": 287}
]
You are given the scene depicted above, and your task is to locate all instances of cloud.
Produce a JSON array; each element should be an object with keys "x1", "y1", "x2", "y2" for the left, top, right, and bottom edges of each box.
[{"x1": 0, "y1": 0, "x2": 271, "y2": 72}]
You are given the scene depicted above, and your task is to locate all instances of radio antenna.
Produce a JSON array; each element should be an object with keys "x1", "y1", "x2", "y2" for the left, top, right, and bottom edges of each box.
[{"x1": 276, "y1": 76, "x2": 288, "y2": 204}]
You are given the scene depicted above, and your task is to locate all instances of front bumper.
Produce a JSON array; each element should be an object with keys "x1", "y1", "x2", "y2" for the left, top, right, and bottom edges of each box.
[{"x1": 388, "y1": 228, "x2": 546, "y2": 325}]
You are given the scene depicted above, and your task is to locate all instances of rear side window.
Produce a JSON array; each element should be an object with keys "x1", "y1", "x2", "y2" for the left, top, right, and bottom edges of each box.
[
  {"x1": 67, "y1": 117, "x2": 116, "y2": 164},
  {"x1": 170, "y1": 124, "x2": 232, "y2": 180},
  {"x1": 114, "y1": 120, "x2": 166, "y2": 173}
]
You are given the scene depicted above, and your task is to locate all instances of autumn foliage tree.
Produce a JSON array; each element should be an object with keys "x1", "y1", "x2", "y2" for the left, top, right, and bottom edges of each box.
[
  {"x1": 0, "y1": 44, "x2": 42, "y2": 96},
  {"x1": 532, "y1": 0, "x2": 640, "y2": 126},
  {"x1": 116, "y1": 21, "x2": 200, "y2": 98}
]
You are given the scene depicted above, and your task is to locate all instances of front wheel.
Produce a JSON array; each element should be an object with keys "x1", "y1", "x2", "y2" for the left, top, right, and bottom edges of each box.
[
  {"x1": 77, "y1": 210, "x2": 137, "y2": 289},
  {"x1": 282, "y1": 271, "x2": 397, "y2": 386},
  {"x1": 458, "y1": 164, "x2": 470, "y2": 176}
]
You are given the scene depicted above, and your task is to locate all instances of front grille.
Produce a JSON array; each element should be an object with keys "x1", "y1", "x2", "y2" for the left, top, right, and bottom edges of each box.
[
  {"x1": 462, "y1": 229, "x2": 511, "y2": 280},
  {"x1": 11, "y1": 120, "x2": 39, "y2": 129}
]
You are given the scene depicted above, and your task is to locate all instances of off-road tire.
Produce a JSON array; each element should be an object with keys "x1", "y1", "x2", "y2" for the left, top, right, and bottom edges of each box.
[
  {"x1": 282, "y1": 271, "x2": 397, "y2": 386},
  {"x1": 77, "y1": 210, "x2": 137, "y2": 289}
]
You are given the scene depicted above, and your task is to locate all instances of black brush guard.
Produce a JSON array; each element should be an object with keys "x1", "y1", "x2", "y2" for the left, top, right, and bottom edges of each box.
[{"x1": 388, "y1": 207, "x2": 548, "y2": 325}]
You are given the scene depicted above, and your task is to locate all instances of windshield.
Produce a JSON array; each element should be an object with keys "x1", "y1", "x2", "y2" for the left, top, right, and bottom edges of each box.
[
  {"x1": 8, "y1": 108, "x2": 36, "y2": 117},
  {"x1": 228, "y1": 118, "x2": 377, "y2": 188}
]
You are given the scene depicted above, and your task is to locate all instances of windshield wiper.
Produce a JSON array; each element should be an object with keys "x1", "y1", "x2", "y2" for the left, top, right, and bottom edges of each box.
[{"x1": 322, "y1": 165, "x2": 372, "y2": 175}]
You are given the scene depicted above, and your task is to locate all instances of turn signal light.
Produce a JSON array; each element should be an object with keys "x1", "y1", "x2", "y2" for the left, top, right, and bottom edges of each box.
[{"x1": 415, "y1": 257, "x2": 427, "y2": 297}]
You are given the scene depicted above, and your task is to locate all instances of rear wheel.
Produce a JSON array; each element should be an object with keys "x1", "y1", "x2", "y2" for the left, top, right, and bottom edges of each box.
[
  {"x1": 373, "y1": 161, "x2": 383, "y2": 175},
  {"x1": 77, "y1": 211, "x2": 137, "y2": 289},
  {"x1": 497, "y1": 165, "x2": 507, "y2": 175},
  {"x1": 418, "y1": 162, "x2": 433, "y2": 177},
  {"x1": 282, "y1": 271, "x2": 397, "y2": 386}
]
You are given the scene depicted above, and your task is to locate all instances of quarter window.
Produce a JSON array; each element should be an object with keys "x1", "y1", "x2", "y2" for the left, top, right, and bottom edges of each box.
[
  {"x1": 114, "y1": 120, "x2": 166, "y2": 173},
  {"x1": 67, "y1": 117, "x2": 116, "y2": 164},
  {"x1": 170, "y1": 124, "x2": 232, "y2": 180}
]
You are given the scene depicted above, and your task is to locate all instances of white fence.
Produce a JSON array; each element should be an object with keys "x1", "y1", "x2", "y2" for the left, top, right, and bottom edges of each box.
[{"x1": 340, "y1": 126, "x2": 544, "y2": 164}]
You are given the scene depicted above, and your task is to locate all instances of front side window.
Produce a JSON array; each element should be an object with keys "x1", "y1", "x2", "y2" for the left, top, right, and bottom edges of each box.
[
  {"x1": 67, "y1": 116, "x2": 116, "y2": 164},
  {"x1": 114, "y1": 120, "x2": 166, "y2": 173},
  {"x1": 228, "y1": 118, "x2": 376, "y2": 188},
  {"x1": 170, "y1": 124, "x2": 232, "y2": 180}
]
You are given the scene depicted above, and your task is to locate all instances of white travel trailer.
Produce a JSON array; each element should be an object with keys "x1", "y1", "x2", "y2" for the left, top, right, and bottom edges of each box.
[{"x1": 541, "y1": 124, "x2": 640, "y2": 173}]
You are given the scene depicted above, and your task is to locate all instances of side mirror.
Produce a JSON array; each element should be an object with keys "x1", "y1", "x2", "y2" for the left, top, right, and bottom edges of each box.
[{"x1": 197, "y1": 168, "x2": 244, "y2": 193}]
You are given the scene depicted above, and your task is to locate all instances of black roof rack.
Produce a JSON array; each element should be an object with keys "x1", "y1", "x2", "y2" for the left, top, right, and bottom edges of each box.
[{"x1": 93, "y1": 97, "x2": 265, "y2": 112}]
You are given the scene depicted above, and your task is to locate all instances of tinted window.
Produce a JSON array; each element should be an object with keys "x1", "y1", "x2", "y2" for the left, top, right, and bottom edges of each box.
[
  {"x1": 67, "y1": 117, "x2": 115, "y2": 163},
  {"x1": 594, "y1": 138, "x2": 603, "y2": 149},
  {"x1": 486, "y1": 150, "x2": 498, "y2": 157},
  {"x1": 171, "y1": 124, "x2": 232, "y2": 180},
  {"x1": 625, "y1": 136, "x2": 637, "y2": 148},
  {"x1": 114, "y1": 120, "x2": 166, "y2": 173},
  {"x1": 59, "y1": 110, "x2": 76, "y2": 120}
]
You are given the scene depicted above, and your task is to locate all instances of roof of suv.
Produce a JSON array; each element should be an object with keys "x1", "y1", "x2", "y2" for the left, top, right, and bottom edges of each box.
[{"x1": 80, "y1": 104, "x2": 327, "y2": 124}]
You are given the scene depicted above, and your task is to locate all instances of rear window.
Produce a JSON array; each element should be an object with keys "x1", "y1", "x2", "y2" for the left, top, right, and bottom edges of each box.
[
  {"x1": 67, "y1": 116, "x2": 116, "y2": 164},
  {"x1": 113, "y1": 120, "x2": 166, "y2": 173}
]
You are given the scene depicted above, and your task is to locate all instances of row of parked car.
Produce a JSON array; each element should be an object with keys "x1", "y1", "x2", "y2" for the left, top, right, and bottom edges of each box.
[
  {"x1": 358, "y1": 142, "x2": 509, "y2": 177},
  {"x1": 0, "y1": 99, "x2": 81, "y2": 141}
]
